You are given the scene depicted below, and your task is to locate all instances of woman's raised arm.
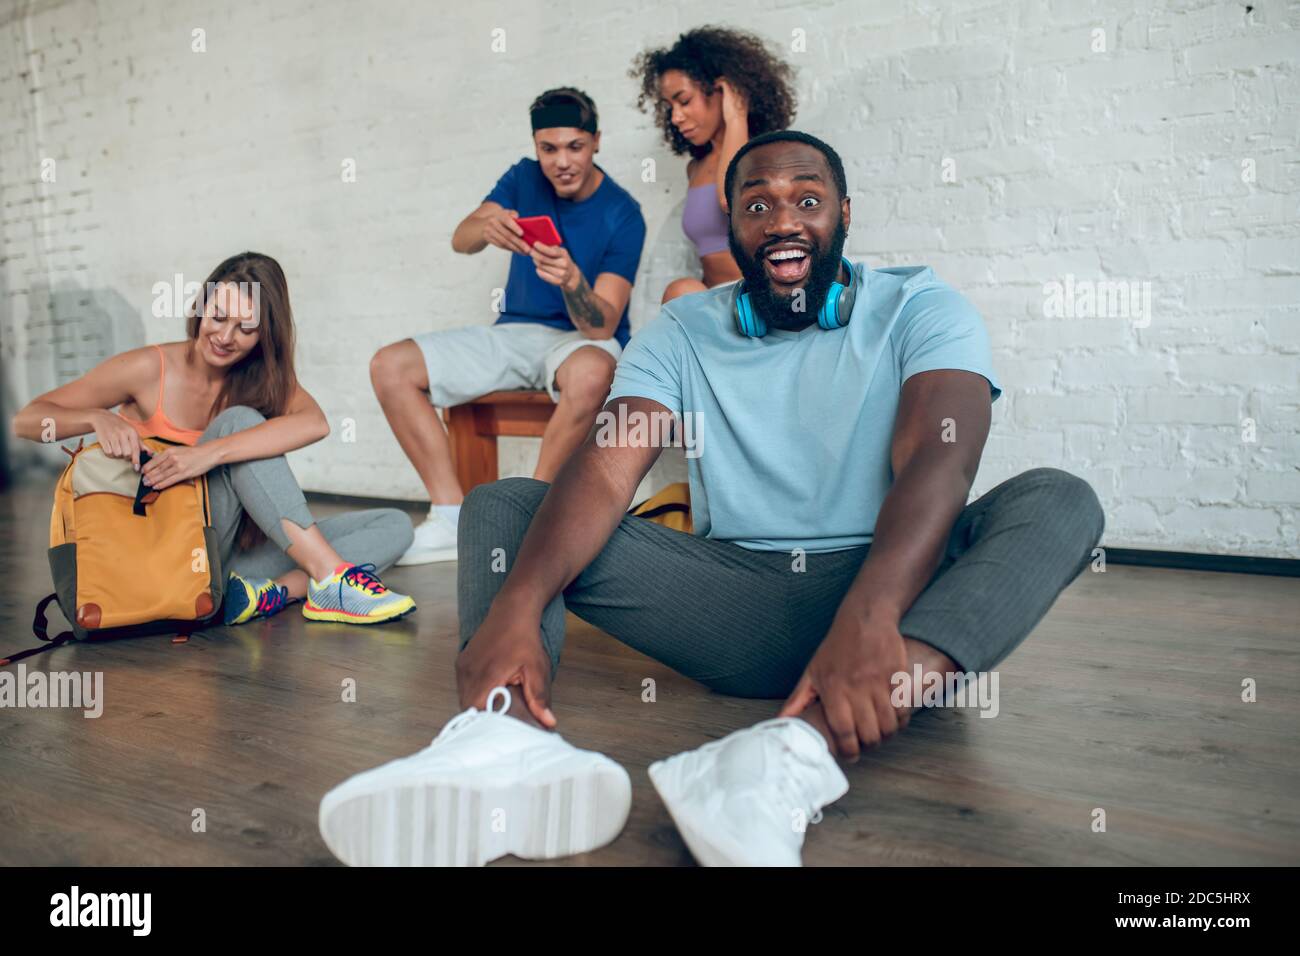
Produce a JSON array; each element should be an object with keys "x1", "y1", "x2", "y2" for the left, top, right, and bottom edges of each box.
[{"x1": 11, "y1": 347, "x2": 149, "y2": 444}]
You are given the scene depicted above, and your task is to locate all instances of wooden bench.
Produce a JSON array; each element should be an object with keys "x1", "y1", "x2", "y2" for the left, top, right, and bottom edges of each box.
[{"x1": 441, "y1": 390, "x2": 556, "y2": 493}]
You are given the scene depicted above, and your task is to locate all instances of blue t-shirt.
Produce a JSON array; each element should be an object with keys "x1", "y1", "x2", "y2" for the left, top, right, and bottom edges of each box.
[
  {"x1": 484, "y1": 158, "x2": 647, "y2": 348},
  {"x1": 605, "y1": 262, "x2": 1003, "y2": 553}
]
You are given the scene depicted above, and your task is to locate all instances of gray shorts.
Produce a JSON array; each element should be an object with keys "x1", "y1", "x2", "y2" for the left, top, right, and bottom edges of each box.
[{"x1": 411, "y1": 322, "x2": 622, "y2": 407}]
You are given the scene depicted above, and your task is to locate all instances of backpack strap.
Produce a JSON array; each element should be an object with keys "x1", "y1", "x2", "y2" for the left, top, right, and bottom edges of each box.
[
  {"x1": 0, "y1": 593, "x2": 75, "y2": 667},
  {"x1": 629, "y1": 500, "x2": 690, "y2": 520},
  {"x1": 0, "y1": 635, "x2": 74, "y2": 666},
  {"x1": 132, "y1": 448, "x2": 158, "y2": 516}
]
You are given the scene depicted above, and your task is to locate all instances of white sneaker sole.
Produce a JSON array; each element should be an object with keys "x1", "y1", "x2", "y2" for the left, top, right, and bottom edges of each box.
[
  {"x1": 394, "y1": 544, "x2": 458, "y2": 566},
  {"x1": 319, "y1": 759, "x2": 631, "y2": 866}
]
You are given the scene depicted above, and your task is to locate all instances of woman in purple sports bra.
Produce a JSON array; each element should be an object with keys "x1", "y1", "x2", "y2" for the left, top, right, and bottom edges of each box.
[{"x1": 632, "y1": 27, "x2": 797, "y2": 303}]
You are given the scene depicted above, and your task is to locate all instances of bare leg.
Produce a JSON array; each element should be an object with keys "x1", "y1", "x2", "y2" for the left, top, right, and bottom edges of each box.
[
  {"x1": 371, "y1": 340, "x2": 464, "y2": 505},
  {"x1": 280, "y1": 517, "x2": 348, "y2": 583},
  {"x1": 794, "y1": 637, "x2": 957, "y2": 759},
  {"x1": 533, "y1": 347, "x2": 616, "y2": 482},
  {"x1": 274, "y1": 569, "x2": 309, "y2": 601},
  {"x1": 235, "y1": 511, "x2": 413, "y2": 598},
  {"x1": 662, "y1": 276, "x2": 708, "y2": 304}
]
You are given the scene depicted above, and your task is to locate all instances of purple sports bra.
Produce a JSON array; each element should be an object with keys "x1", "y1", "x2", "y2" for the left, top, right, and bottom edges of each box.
[{"x1": 682, "y1": 183, "x2": 730, "y2": 257}]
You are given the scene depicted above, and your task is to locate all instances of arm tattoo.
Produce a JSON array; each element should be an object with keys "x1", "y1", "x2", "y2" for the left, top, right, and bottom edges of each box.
[{"x1": 562, "y1": 274, "x2": 607, "y2": 331}]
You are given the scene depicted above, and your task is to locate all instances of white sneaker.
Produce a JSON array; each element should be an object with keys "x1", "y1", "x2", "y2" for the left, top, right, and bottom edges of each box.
[
  {"x1": 648, "y1": 717, "x2": 848, "y2": 867},
  {"x1": 395, "y1": 507, "x2": 458, "y2": 565},
  {"x1": 319, "y1": 687, "x2": 632, "y2": 866}
]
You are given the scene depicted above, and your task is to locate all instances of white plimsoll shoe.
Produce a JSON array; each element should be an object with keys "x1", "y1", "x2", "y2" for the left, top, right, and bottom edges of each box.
[
  {"x1": 648, "y1": 717, "x2": 848, "y2": 867},
  {"x1": 395, "y1": 508, "x2": 458, "y2": 565},
  {"x1": 319, "y1": 687, "x2": 632, "y2": 866}
]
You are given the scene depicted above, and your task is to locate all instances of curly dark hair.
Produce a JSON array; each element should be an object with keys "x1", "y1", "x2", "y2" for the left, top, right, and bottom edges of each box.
[{"x1": 630, "y1": 26, "x2": 797, "y2": 161}]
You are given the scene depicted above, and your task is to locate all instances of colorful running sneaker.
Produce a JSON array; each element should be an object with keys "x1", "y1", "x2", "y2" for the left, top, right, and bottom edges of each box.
[
  {"x1": 302, "y1": 562, "x2": 415, "y2": 625},
  {"x1": 223, "y1": 571, "x2": 291, "y2": 626}
]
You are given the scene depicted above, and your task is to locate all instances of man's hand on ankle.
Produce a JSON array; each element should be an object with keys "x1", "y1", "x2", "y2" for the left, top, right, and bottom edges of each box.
[
  {"x1": 777, "y1": 608, "x2": 910, "y2": 762},
  {"x1": 456, "y1": 602, "x2": 556, "y2": 729}
]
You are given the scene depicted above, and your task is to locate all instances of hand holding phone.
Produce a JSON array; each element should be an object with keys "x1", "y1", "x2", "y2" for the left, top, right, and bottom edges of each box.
[
  {"x1": 481, "y1": 208, "x2": 531, "y2": 255},
  {"x1": 515, "y1": 215, "x2": 563, "y2": 249}
]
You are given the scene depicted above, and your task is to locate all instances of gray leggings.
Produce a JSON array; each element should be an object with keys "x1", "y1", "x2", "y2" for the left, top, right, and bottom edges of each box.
[
  {"x1": 196, "y1": 405, "x2": 414, "y2": 581},
  {"x1": 458, "y1": 468, "x2": 1106, "y2": 698}
]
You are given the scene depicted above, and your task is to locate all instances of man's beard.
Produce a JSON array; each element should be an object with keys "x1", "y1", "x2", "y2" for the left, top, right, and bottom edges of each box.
[{"x1": 729, "y1": 219, "x2": 848, "y2": 332}]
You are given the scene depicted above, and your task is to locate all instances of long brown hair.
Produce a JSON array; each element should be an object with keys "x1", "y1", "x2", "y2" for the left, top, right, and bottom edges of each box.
[{"x1": 186, "y1": 252, "x2": 299, "y2": 555}]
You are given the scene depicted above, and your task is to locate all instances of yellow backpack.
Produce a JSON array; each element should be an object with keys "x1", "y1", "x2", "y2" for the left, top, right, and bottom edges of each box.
[
  {"x1": 3, "y1": 436, "x2": 224, "y2": 666},
  {"x1": 628, "y1": 481, "x2": 693, "y2": 534}
]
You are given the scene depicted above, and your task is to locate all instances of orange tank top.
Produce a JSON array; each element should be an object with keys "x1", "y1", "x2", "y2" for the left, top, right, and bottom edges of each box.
[{"x1": 117, "y1": 344, "x2": 206, "y2": 446}]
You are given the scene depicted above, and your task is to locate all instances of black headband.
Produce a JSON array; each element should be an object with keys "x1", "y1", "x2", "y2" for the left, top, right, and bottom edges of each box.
[{"x1": 530, "y1": 102, "x2": 596, "y2": 134}]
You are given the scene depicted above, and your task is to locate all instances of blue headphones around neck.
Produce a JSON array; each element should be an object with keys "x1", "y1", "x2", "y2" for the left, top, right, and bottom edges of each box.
[{"x1": 734, "y1": 256, "x2": 857, "y2": 338}]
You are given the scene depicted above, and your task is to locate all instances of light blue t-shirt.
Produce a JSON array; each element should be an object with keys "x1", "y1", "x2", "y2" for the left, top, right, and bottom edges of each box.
[{"x1": 605, "y1": 261, "x2": 1003, "y2": 553}]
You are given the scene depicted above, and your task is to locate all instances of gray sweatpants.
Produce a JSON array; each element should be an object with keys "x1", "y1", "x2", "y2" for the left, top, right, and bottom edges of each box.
[
  {"x1": 196, "y1": 405, "x2": 414, "y2": 581},
  {"x1": 457, "y1": 468, "x2": 1105, "y2": 698}
]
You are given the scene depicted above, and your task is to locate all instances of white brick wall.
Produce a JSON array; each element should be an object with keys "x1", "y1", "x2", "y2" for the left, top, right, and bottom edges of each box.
[{"x1": 2, "y1": 0, "x2": 1297, "y2": 557}]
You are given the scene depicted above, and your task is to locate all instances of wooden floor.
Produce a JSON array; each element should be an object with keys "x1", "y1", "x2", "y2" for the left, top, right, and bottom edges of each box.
[{"x1": 1, "y1": 472, "x2": 1297, "y2": 866}]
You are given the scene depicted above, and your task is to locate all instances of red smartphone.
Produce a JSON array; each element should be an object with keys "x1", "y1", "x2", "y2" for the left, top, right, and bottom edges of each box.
[{"x1": 515, "y1": 215, "x2": 562, "y2": 248}]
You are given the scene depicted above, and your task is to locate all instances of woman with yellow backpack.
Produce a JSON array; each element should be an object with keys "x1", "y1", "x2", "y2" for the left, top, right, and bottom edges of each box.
[{"x1": 11, "y1": 252, "x2": 416, "y2": 633}]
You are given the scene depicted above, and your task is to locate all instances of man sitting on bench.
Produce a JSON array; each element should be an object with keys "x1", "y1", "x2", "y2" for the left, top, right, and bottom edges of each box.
[{"x1": 370, "y1": 87, "x2": 647, "y2": 564}]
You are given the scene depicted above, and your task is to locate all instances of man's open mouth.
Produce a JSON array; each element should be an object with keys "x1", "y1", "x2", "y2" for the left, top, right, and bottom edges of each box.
[{"x1": 762, "y1": 245, "x2": 812, "y2": 285}]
